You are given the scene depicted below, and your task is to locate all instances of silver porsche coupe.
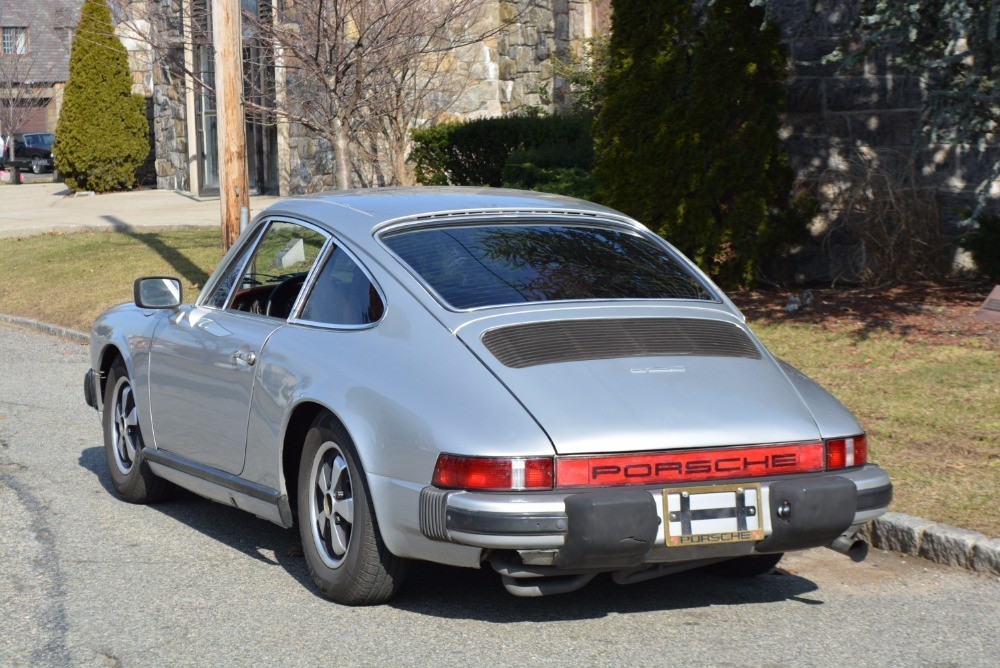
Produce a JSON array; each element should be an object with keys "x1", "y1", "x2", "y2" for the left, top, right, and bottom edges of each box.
[{"x1": 84, "y1": 188, "x2": 892, "y2": 604}]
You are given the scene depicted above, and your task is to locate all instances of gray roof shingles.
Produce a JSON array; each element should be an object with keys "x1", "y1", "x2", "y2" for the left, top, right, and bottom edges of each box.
[{"x1": 1, "y1": 1, "x2": 81, "y2": 83}]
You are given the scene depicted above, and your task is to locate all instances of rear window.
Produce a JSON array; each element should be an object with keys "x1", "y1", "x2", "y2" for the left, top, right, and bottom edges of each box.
[{"x1": 382, "y1": 223, "x2": 713, "y2": 309}]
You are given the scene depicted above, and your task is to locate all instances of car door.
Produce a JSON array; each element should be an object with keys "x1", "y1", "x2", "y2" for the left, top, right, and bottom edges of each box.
[{"x1": 148, "y1": 219, "x2": 329, "y2": 474}]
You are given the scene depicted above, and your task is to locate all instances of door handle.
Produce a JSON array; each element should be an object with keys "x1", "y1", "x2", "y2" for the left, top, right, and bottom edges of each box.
[{"x1": 231, "y1": 350, "x2": 258, "y2": 367}]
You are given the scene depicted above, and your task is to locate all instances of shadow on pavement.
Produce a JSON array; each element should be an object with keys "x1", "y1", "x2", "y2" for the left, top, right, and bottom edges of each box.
[
  {"x1": 79, "y1": 445, "x2": 821, "y2": 620},
  {"x1": 78, "y1": 446, "x2": 313, "y2": 591},
  {"x1": 101, "y1": 214, "x2": 211, "y2": 287},
  {"x1": 390, "y1": 559, "x2": 822, "y2": 622}
]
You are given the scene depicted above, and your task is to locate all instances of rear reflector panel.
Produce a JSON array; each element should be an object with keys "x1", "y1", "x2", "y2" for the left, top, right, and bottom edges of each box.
[{"x1": 556, "y1": 442, "x2": 825, "y2": 488}]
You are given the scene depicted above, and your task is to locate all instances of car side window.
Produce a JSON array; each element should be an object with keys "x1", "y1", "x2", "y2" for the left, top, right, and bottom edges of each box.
[
  {"x1": 299, "y1": 246, "x2": 384, "y2": 326},
  {"x1": 205, "y1": 246, "x2": 253, "y2": 308},
  {"x1": 229, "y1": 221, "x2": 327, "y2": 318}
]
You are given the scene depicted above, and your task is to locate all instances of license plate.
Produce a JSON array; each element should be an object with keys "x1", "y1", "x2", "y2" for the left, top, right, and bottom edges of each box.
[{"x1": 663, "y1": 484, "x2": 763, "y2": 547}]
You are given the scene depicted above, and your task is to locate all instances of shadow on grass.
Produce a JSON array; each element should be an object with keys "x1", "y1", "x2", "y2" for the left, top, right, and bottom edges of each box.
[{"x1": 101, "y1": 214, "x2": 210, "y2": 287}]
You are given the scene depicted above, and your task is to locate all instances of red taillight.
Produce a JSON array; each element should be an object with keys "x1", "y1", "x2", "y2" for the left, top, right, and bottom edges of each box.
[
  {"x1": 826, "y1": 435, "x2": 868, "y2": 469},
  {"x1": 432, "y1": 454, "x2": 553, "y2": 491},
  {"x1": 555, "y1": 442, "x2": 826, "y2": 487}
]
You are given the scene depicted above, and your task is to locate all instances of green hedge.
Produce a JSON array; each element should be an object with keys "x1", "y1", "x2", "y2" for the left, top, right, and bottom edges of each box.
[{"x1": 411, "y1": 114, "x2": 594, "y2": 198}]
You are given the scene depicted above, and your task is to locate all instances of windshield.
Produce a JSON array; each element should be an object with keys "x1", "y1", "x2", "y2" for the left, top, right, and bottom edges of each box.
[{"x1": 382, "y1": 223, "x2": 713, "y2": 310}]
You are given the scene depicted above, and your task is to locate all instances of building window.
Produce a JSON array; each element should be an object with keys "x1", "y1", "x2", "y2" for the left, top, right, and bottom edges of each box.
[{"x1": 2, "y1": 27, "x2": 28, "y2": 55}]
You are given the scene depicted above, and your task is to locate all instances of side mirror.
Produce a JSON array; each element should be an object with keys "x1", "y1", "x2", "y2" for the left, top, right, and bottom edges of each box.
[{"x1": 134, "y1": 277, "x2": 182, "y2": 309}]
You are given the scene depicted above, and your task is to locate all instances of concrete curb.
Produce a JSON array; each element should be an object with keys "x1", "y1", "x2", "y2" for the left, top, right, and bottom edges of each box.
[
  {"x1": 860, "y1": 512, "x2": 1000, "y2": 576},
  {"x1": 0, "y1": 316, "x2": 997, "y2": 577},
  {"x1": 0, "y1": 314, "x2": 89, "y2": 344}
]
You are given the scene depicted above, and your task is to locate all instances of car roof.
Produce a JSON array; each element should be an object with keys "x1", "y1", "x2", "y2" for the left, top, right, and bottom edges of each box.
[{"x1": 257, "y1": 187, "x2": 631, "y2": 242}]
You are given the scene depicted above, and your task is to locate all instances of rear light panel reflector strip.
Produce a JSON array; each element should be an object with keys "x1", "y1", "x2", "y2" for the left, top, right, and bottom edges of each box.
[{"x1": 555, "y1": 442, "x2": 826, "y2": 488}]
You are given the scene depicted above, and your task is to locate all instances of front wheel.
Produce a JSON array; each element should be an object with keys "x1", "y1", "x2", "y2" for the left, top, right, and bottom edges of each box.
[
  {"x1": 31, "y1": 158, "x2": 45, "y2": 174},
  {"x1": 102, "y1": 359, "x2": 171, "y2": 503},
  {"x1": 297, "y1": 416, "x2": 408, "y2": 605}
]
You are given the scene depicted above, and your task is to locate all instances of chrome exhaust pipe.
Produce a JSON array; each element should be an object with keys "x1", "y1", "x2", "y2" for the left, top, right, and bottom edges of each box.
[{"x1": 827, "y1": 535, "x2": 869, "y2": 562}]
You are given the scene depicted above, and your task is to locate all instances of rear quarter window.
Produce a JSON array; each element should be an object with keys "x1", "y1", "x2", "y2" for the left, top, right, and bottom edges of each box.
[{"x1": 382, "y1": 223, "x2": 713, "y2": 310}]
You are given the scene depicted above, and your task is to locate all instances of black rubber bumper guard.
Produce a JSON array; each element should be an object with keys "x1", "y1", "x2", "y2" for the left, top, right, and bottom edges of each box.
[
  {"x1": 84, "y1": 369, "x2": 99, "y2": 410},
  {"x1": 419, "y1": 476, "x2": 893, "y2": 568}
]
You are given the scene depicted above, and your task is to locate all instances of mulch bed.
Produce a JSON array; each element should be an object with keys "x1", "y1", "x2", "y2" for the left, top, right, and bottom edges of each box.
[{"x1": 730, "y1": 280, "x2": 999, "y2": 348}]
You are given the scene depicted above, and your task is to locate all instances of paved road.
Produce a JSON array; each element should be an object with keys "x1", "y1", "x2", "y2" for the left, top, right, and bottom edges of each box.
[{"x1": 1, "y1": 325, "x2": 997, "y2": 667}]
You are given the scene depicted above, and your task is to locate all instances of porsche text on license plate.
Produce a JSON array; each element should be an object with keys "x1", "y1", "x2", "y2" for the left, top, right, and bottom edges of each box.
[{"x1": 663, "y1": 484, "x2": 763, "y2": 547}]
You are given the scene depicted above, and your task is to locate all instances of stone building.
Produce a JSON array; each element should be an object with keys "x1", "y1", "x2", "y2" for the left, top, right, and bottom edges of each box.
[
  {"x1": 119, "y1": 0, "x2": 995, "y2": 279},
  {"x1": 0, "y1": 1, "x2": 80, "y2": 137},
  {"x1": 138, "y1": 0, "x2": 610, "y2": 197}
]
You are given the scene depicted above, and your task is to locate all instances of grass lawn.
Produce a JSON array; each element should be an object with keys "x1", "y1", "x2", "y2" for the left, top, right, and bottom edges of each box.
[
  {"x1": 1, "y1": 229, "x2": 996, "y2": 536},
  {"x1": 752, "y1": 323, "x2": 998, "y2": 536},
  {"x1": 0, "y1": 229, "x2": 224, "y2": 332}
]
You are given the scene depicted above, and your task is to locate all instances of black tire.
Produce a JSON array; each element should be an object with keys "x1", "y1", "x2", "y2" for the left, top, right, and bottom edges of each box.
[
  {"x1": 705, "y1": 553, "x2": 784, "y2": 577},
  {"x1": 31, "y1": 158, "x2": 44, "y2": 174},
  {"x1": 102, "y1": 358, "x2": 172, "y2": 503},
  {"x1": 297, "y1": 415, "x2": 408, "y2": 605}
]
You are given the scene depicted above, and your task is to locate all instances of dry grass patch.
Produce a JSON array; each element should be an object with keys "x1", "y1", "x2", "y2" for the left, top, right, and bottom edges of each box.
[
  {"x1": 0, "y1": 229, "x2": 223, "y2": 332},
  {"x1": 751, "y1": 322, "x2": 999, "y2": 536}
]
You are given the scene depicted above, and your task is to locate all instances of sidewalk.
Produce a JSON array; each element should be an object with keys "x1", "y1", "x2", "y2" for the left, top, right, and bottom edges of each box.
[{"x1": 0, "y1": 183, "x2": 282, "y2": 238}]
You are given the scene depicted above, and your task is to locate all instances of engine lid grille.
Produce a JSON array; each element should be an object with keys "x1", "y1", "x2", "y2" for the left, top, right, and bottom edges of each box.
[{"x1": 481, "y1": 318, "x2": 762, "y2": 368}]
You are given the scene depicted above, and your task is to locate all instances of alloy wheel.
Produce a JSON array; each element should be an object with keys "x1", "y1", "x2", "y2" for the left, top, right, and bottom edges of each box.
[
  {"x1": 110, "y1": 376, "x2": 139, "y2": 475},
  {"x1": 309, "y1": 441, "x2": 355, "y2": 569}
]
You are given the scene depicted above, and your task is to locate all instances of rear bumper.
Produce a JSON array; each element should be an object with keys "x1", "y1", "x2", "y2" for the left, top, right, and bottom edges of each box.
[
  {"x1": 84, "y1": 369, "x2": 101, "y2": 410},
  {"x1": 420, "y1": 465, "x2": 892, "y2": 569}
]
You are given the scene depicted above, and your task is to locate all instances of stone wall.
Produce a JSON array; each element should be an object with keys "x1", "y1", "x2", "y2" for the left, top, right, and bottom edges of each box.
[
  {"x1": 279, "y1": 0, "x2": 596, "y2": 193},
  {"x1": 770, "y1": 0, "x2": 992, "y2": 280},
  {"x1": 281, "y1": 126, "x2": 338, "y2": 195},
  {"x1": 151, "y1": 59, "x2": 188, "y2": 192}
]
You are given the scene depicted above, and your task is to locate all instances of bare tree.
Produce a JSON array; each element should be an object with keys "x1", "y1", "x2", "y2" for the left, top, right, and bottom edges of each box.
[
  {"x1": 109, "y1": 0, "x2": 512, "y2": 190},
  {"x1": 260, "y1": 0, "x2": 494, "y2": 189}
]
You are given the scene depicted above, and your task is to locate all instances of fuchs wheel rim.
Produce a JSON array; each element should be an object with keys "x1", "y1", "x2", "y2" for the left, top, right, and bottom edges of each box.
[
  {"x1": 110, "y1": 376, "x2": 140, "y2": 475},
  {"x1": 309, "y1": 441, "x2": 355, "y2": 569}
]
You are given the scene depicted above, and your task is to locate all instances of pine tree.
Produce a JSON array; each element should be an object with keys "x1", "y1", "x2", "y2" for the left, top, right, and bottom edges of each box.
[
  {"x1": 593, "y1": 0, "x2": 806, "y2": 286},
  {"x1": 54, "y1": 0, "x2": 149, "y2": 192}
]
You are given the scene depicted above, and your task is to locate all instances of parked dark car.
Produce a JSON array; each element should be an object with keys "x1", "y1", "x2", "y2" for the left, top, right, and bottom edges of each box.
[{"x1": 2, "y1": 132, "x2": 55, "y2": 173}]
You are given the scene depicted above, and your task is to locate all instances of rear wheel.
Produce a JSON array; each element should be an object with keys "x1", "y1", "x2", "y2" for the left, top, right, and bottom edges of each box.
[
  {"x1": 297, "y1": 415, "x2": 408, "y2": 604},
  {"x1": 102, "y1": 359, "x2": 171, "y2": 503},
  {"x1": 705, "y1": 553, "x2": 783, "y2": 577}
]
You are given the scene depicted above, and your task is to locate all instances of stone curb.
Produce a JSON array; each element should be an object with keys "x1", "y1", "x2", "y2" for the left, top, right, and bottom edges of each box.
[
  {"x1": 0, "y1": 317, "x2": 997, "y2": 577},
  {"x1": 860, "y1": 512, "x2": 1000, "y2": 576},
  {"x1": 0, "y1": 314, "x2": 89, "y2": 344}
]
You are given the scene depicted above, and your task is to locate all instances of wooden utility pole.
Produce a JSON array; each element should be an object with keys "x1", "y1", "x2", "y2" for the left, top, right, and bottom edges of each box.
[{"x1": 212, "y1": 0, "x2": 250, "y2": 249}]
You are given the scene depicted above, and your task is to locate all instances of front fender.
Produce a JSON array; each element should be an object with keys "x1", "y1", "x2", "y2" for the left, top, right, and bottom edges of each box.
[{"x1": 90, "y1": 303, "x2": 178, "y2": 440}]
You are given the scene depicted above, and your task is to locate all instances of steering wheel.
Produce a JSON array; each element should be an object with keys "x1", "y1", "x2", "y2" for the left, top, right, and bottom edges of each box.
[{"x1": 265, "y1": 274, "x2": 307, "y2": 319}]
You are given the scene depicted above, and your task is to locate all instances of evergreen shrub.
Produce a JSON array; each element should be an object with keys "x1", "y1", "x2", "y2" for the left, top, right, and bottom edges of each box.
[
  {"x1": 54, "y1": 0, "x2": 150, "y2": 192},
  {"x1": 593, "y1": 0, "x2": 809, "y2": 287}
]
